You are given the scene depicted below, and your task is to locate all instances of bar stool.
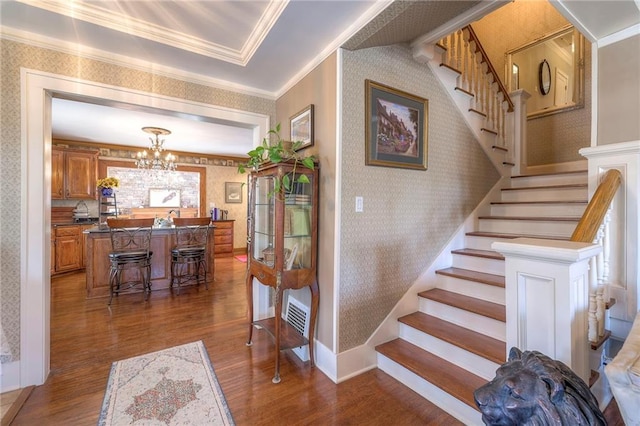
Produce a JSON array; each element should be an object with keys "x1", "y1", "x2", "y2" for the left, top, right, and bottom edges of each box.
[
  {"x1": 171, "y1": 217, "x2": 212, "y2": 294},
  {"x1": 106, "y1": 218, "x2": 154, "y2": 304}
]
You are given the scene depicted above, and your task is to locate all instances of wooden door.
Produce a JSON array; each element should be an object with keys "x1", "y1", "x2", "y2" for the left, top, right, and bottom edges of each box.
[{"x1": 65, "y1": 151, "x2": 97, "y2": 199}]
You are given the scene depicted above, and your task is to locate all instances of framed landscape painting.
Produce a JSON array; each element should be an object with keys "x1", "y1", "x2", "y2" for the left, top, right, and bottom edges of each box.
[
  {"x1": 290, "y1": 104, "x2": 314, "y2": 150},
  {"x1": 365, "y1": 80, "x2": 428, "y2": 170}
]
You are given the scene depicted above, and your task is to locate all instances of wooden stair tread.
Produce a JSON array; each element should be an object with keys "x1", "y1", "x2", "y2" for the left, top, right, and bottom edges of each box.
[
  {"x1": 478, "y1": 215, "x2": 581, "y2": 221},
  {"x1": 451, "y1": 248, "x2": 504, "y2": 260},
  {"x1": 419, "y1": 288, "x2": 506, "y2": 322},
  {"x1": 491, "y1": 200, "x2": 587, "y2": 205},
  {"x1": 502, "y1": 183, "x2": 587, "y2": 191},
  {"x1": 591, "y1": 329, "x2": 611, "y2": 350},
  {"x1": 435, "y1": 267, "x2": 504, "y2": 288},
  {"x1": 491, "y1": 145, "x2": 508, "y2": 152},
  {"x1": 502, "y1": 162, "x2": 515, "y2": 166},
  {"x1": 399, "y1": 312, "x2": 506, "y2": 364},
  {"x1": 376, "y1": 338, "x2": 486, "y2": 409},
  {"x1": 512, "y1": 170, "x2": 587, "y2": 179},
  {"x1": 466, "y1": 231, "x2": 569, "y2": 241},
  {"x1": 480, "y1": 127, "x2": 498, "y2": 135}
]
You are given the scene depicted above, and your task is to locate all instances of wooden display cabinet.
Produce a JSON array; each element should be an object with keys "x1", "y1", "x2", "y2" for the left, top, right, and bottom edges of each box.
[
  {"x1": 245, "y1": 161, "x2": 319, "y2": 383},
  {"x1": 52, "y1": 146, "x2": 99, "y2": 200}
]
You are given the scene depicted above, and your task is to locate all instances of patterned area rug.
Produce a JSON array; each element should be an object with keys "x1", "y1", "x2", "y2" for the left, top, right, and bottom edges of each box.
[{"x1": 99, "y1": 341, "x2": 234, "y2": 425}]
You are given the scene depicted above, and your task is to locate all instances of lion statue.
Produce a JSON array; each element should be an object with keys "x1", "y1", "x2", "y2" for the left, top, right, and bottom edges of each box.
[{"x1": 474, "y1": 347, "x2": 605, "y2": 425}]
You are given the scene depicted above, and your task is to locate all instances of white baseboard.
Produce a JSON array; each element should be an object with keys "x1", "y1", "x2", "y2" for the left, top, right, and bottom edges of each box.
[{"x1": 1, "y1": 360, "x2": 21, "y2": 393}]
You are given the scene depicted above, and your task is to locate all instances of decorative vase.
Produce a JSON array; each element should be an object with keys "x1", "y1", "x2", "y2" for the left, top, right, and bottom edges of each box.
[{"x1": 101, "y1": 187, "x2": 113, "y2": 197}]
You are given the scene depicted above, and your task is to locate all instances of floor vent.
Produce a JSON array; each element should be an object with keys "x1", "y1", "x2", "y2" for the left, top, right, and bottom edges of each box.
[{"x1": 285, "y1": 296, "x2": 310, "y2": 361}]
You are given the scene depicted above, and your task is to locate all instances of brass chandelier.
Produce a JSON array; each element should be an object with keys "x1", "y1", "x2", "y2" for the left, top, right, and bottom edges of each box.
[{"x1": 135, "y1": 127, "x2": 177, "y2": 171}]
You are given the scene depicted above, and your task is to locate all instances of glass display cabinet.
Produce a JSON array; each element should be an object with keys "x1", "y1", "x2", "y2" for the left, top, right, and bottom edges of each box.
[{"x1": 245, "y1": 161, "x2": 319, "y2": 383}]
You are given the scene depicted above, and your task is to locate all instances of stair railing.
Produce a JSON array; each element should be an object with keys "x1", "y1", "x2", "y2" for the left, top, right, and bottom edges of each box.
[
  {"x1": 570, "y1": 169, "x2": 622, "y2": 343},
  {"x1": 438, "y1": 25, "x2": 514, "y2": 151}
]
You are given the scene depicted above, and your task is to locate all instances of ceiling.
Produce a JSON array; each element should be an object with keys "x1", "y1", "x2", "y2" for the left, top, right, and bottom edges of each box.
[{"x1": 2, "y1": 0, "x2": 639, "y2": 158}]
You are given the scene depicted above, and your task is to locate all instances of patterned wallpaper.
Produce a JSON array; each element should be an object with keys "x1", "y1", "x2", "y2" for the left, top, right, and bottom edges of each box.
[
  {"x1": 339, "y1": 45, "x2": 500, "y2": 351},
  {"x1": 0, "y1": 38, "x2": 274, "y2": 362},
  {"x1": 472, "y1": 1, "x2": 592, "y2": 166}
]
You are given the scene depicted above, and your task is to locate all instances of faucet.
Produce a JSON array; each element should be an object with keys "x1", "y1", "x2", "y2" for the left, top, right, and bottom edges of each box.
[{"x1": 167, "y1": 209, "x2": 180, "y2": 220}]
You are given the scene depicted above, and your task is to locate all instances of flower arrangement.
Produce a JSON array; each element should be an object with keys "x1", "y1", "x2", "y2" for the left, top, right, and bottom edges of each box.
[{"x1": 96, "y1": 177, "x2": 119, "y2": 189}]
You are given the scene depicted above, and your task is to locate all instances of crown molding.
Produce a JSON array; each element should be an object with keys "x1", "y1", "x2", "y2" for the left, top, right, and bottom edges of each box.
[
  {"x1": 1, "y1": 27, "x2": 277, "y2": 100},
  {"x1": 16, "y1": 0, "x2": 288, "y2": 66}
]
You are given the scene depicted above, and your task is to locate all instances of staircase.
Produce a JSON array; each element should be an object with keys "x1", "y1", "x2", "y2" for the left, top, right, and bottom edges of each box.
[{"x1": 375, "y1": 170, "x2": 589, "y2": 424}]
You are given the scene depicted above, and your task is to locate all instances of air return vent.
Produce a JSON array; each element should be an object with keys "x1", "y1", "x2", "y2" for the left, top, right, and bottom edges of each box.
[{"x1": 285, "y1": 296, "x2": 310, "y2": 361}]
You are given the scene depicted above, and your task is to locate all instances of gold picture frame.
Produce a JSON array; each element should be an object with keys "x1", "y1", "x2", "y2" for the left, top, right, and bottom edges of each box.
[{"x1": 365, "y1": 80, "x2": 428, "y2": 170}]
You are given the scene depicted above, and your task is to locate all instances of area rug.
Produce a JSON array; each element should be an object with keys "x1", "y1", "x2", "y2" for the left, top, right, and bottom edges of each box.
[
  {"x1": 234, "y1": 254, "x2": 247, "y2": 263},
  {"x1": 99, "y1": 341, "x2": 234, "y2": 425}
]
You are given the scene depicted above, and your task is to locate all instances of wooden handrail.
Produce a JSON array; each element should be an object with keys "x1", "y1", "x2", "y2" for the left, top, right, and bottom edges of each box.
[
  {"x1": 465, "y1": 25, "x2": 514, "y2": 112},
  {"x1": 571, "y1": 169, "x2": 622, "y2": 242}
]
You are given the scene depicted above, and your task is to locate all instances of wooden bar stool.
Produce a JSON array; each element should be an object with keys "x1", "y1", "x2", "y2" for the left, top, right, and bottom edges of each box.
[
  {"x1": 171, "y1": 217, "x2": 211, "y2": 294},
  {"x1": 106, "y1": 218, "x2": 154, "y2": 304}
]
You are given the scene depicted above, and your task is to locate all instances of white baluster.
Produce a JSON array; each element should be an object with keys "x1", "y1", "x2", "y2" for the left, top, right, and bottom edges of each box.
[{"x1": 588, "y1": 256, "x2": 598, "y2": 343}]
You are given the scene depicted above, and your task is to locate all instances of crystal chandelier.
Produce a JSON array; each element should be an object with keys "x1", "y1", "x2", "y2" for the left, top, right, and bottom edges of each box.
[{"x1": 135, "y1": 127, "x2": 177, "y2": 171}]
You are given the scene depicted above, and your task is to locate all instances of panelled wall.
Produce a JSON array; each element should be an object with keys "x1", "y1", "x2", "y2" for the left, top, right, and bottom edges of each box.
[{"x1": 0, "y1": 38, "x2": 275, "y2": 363}]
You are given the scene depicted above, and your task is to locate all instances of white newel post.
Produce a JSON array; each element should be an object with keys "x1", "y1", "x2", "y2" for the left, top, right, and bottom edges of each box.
[
  {"x1": 492, "y1": 238, "x2": 601, "y2": 383},
  {"x1": 508, "y1": 89, "x2": 530, "y2": 176},
  {"x1": 580, "y1": 141, "x2": 640, "y2": 339}
]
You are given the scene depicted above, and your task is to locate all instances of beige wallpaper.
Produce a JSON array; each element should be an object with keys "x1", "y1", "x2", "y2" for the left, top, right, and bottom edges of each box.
[
  {"x1": 472, "y1": 0, "x2": 592, "y2": 166},
  {"x1": 275, "y1": 53, "x2": 338, "y2": 350},
  {"x1": 0, "y1": 38, "x2": 275, "y2": 362},
  {"x1": 339, "y1": 44, "x2": 500, "y2": 351},
  {"x1": 598, "y1": 34, "x2": 640, "y2": 145}
]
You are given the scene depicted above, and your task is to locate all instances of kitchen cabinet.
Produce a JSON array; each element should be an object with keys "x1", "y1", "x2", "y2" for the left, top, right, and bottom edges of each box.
[
  {"x1": 52, "y1": 225, "x2": 82, "y2": 274},
  {"x1": 80, "y1": 224, "x2": 94, "y2": 268},
  {"x1": 52, "y1": 147, "x2": 99, "y2": 200},
  {"x1": 212, "y1": 220, "x2": 234, "y2": 257},
  {"x1": 245, "y1": 161, "x2": 319, "y2": 383}
]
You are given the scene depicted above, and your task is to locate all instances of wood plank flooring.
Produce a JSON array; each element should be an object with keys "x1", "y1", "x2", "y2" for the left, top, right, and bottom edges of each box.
[{"x1": 11, "y1": 258, "x2": 459, "y2": 425}]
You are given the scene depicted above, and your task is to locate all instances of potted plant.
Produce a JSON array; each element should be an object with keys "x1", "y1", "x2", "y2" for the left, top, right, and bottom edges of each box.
[
  {"x1": 237, "y1": 123, "x2": 316, "y2": 196},
  {"x1": 96, "y1": 176, "x2": 119, "y2": 197}
]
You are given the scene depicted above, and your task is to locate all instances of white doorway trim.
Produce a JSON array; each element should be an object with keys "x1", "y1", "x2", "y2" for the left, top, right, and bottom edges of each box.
[{"x1": 20, "y1": 68, "x2": 269, "y2": 386}]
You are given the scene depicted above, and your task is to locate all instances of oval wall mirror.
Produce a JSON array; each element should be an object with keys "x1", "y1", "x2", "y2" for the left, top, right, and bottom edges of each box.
[{"x1": 539, "y1": 59, "x2": 551, "y2": 95}]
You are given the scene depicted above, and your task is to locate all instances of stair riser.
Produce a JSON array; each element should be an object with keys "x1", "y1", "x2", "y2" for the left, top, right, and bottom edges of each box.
[
  {"x1": 437, "y1": 275, "x2": 505, "y2": 304},
  {"x1": 490, "y1": 203, "x2": 586, "y2": 217},
  {"x1": 377, "y1": 354, "x2": 483, "y2": 425},
  {"x1": 510, "y1": 174, "x2": 587, "y2": 188},
  {"x1": 464, "y1": 235, "x2": 514, "y2": 251},
  {"x1": 501, "y1": 187, "x2": 587, "y2": 202},
  {"x1": 419, "y1": 298, "x2": 506, "y2": 342},
  {"x1": 451, "y1": 253, "x2": 504, "y2": 275},
  {"x1": 399, "y1": 323, "x2": 502, "y2": 380},
  {"x1": 478, "y1": 218, "x2": 577, "y2": 237}
]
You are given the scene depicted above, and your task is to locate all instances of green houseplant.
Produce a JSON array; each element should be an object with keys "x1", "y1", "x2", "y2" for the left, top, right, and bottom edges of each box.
[{"x1": 238, "y1": 123, "x2": 316, "y2": 196}]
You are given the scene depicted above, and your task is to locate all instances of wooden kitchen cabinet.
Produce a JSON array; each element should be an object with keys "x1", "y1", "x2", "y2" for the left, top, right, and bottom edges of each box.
[
  {"x1": 52, "y1": 225, "x2": 82, "y2": 274},
  {"x1": 212, "y1": 220, "x2": 234, "y2": 257},
  {"x1": 52, "y1": 146, "x2": 99, "y2": 200}
]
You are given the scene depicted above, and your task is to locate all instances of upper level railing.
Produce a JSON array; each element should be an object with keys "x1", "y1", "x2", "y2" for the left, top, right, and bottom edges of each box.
[
  {"x1": 438, "y1": 25, "x2": 514, "y2": 150},
  {"x1": 571, "y1": 169, "x2": 622, "y2": 343}
]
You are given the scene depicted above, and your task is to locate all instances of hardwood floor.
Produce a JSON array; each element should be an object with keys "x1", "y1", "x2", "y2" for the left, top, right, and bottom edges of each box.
[{"x1": 12, "y1": 258, "x2": 459, "y2": 425}]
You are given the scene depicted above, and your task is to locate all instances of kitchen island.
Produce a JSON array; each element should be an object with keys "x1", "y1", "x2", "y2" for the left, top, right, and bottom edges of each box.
[{"x1": 84, "y1": 224, "x2": 216, "y2": 299}]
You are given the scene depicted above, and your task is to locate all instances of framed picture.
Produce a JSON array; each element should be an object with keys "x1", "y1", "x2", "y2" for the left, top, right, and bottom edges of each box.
[
  {"x1": 148, "y1": 188, "x2": 181, "y2": 207},
  {"x1": 225, "y1": 182, "x2": 243, "y2": 204},
  {"x1": 290, "y1": 104, "x2": 314, "y2": 150},
  {"x1": 365, "y1": 80, "x2": 428, "y2": 170}
]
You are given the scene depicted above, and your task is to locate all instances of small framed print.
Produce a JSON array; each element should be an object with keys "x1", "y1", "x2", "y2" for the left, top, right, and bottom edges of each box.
[
  {"x1": 225, "y1": 182, "x2": 243, "y2": 204},
  {"x1": 290, "y1": 104, "x2": 314, "y2": 150}
]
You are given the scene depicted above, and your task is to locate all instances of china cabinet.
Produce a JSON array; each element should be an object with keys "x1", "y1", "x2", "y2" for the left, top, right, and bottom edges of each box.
[{"x1": 245, "y1": 161, "x2": 319, "y2": 383}]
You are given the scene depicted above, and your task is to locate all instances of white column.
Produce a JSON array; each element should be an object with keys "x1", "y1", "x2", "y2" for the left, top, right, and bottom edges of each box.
[{"x1": 493, "y1": 238, "x2": 601, "y2": 382}]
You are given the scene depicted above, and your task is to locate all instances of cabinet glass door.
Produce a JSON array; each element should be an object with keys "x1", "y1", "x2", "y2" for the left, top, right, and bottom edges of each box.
[
  {"x1": 252, "y1": 176, "x2": 275, "y2": 266},
  {"x1": 283, "y1": 174, "x2": 313, "y2": 270}
]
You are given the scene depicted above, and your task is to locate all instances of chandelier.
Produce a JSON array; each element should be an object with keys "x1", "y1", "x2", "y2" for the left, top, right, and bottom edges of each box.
[{"x1": 135, "y1": 127, "x2": 177, "y2": 171}]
